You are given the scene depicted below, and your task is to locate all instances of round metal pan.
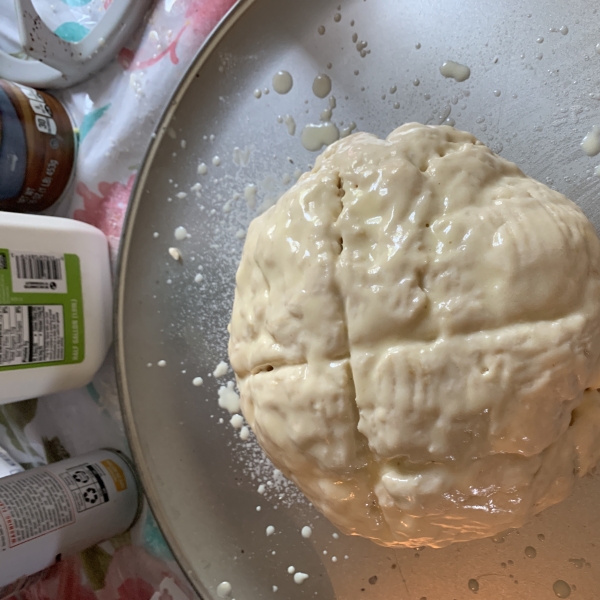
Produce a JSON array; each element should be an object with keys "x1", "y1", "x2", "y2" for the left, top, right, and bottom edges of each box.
[{"x1": 117, "y1": 0, "x2": 600, "y2": 597}]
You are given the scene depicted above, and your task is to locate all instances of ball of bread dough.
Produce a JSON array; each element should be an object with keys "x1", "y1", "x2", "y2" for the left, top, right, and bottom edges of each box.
[{"x1": 228, "y1": 123, "x2": 600, "y2": 548}]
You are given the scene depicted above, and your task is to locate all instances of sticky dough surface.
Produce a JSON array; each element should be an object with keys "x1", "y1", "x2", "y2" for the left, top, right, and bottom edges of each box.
[{"x1": 228, "y1": 123, "x2": 600, "y2": 547}]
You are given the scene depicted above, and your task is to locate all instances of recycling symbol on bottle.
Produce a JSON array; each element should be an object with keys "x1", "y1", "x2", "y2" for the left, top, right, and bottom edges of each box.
[
  {"x1": 83, "y1": 487, "x2": 98, "y2": 504},
  {"x1": 72, "y1": 470, "x2": 90, "y2": 484}
]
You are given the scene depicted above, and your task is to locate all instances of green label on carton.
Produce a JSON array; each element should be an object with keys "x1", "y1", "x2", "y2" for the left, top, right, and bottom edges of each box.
[{"x1": 0, "y1": 249, "x2": 84, "y2": 370}]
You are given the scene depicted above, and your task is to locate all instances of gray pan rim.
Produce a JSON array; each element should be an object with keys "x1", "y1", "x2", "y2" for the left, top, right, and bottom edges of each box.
[{"x1": 115, "y1": 1, "x2": 252, "y2": 597}]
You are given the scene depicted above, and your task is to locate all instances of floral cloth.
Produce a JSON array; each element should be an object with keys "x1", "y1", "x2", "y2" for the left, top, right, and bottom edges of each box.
[{"x1": 0, "y1": 0, "x2": 236, "y2": 597}]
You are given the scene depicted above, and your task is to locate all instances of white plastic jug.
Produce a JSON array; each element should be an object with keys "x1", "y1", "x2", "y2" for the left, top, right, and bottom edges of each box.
[{"x1": 0, "y1": 212, "x2": 112, "y2": 403}]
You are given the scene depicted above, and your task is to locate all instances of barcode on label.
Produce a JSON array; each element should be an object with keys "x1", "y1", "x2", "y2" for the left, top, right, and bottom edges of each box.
[
  {"x1": 14, "y1": 254, "x2": 62, "y2": 281},
  {"x1": 9, "y1": 252, "x2": 67, "y2": 294}
]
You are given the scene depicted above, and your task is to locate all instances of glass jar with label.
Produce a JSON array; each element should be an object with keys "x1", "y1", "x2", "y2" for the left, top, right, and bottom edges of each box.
[
  {"x1": 0, "y1": 79, "x2": 77, "y2": 214},
  {"x1": 0, "y1": 212, "x2": 112, "y2": 403}
]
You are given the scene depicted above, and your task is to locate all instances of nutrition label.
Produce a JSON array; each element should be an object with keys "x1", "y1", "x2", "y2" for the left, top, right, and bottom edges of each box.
[
  {"x1": 0, "y1": 472, "x2": 74, "y2": 550},
  {"x1": 0, "y1": 248, "x2": 83, "y2": 370},
  {"x1": 0, "y1": 305, "x2": 64, "y2": 366}
]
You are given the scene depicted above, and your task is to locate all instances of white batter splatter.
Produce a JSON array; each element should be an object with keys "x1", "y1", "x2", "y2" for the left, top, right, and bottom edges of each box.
[
  {"x1": 294, "y1": 573, "x2": 309, "y2": 584},
  {"x1": 174, "y1": 226, "x2": 188, "y2": 241},
  {"x1": 168, "y1": 247, "x2": 182, "y2": 261},
  {"x1": 301, "y1": 526, "x2": 312, "y2": 538},
  {"x1": 244, "y1": 184, "x2": 258, "y2": 208},
  {"x1": 230, "y1": 414, "x2": 244, "y2": 429},
  {"x1": 213, "y1": 361, "x2": 229, "y2": 378},
  {"x1": 218, "y1": 382, "x2": 240, "y2": 413},
  {"x1": 283, "y1": 115, "x2": 296, "y2": 136},
  {"x1": 272, "y1": 70, "x2": 294, "y2": 94},
  {"x1": 301, "y1": 122, "x2": 340, "y2": 151},
  {"x1": 582, "y1": 126, "x2": 600, "y2": 156},
  {"x1": 439, "y1": 60, "x2": 471, "y2": 82},
  {"x1": 312, "y1": 74, "x2": 332, "y2": 98}
]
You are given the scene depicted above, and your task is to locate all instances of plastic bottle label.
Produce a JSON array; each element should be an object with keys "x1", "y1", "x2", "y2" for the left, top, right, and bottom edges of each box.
[
  {"x1": 101, "y1": 459, "x2": 128, "y2": 492},
  {"x1": 0, "y1": 459, "x2": 121, "y2": 551},
  {"x1": 0, "y1": 472, "x2": 75, "y2": 549},
  {"x1": 0, "y1": 448, "x2": 23, "y2": 478},
  {"x1": 0, "y1": 249, "x2": 84, "y2": 370},
  {"x1": 0, "y1": 451, "x2": 139, "y2": 597},
  {"x1": 58, "y1": 461, "x2": 112, "y2": 513}
]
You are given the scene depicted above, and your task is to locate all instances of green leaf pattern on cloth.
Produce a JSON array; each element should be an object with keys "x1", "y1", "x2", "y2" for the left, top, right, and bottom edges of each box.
[
  {"x1": 80, "y1": 544, "x2": 113, "y2": 592},
  {"x1": 42, "y1": 436, "x2": 71, "y2": 463}
]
